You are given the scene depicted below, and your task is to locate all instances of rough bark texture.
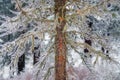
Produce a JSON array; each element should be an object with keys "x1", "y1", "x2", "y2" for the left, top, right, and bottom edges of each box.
[{"x1": 54, "y1": 0, "x2": 67, "y2": 80}]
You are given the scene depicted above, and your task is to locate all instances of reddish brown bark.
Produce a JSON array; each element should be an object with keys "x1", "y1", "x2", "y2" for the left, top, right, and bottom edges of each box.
[
  {"x1": 54, "y1": 0, "x2": 67, "y2": 80},
  {"x1": 55, "y1": 22, "x2": 66, "y2": 80}
]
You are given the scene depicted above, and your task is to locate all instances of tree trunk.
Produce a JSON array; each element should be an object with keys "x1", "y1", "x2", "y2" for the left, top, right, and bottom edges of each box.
[
  {"x1": 18, "y1": 54, "x2": 25, "y2": 74},
  {"x1": 33, "y1": 45, "x2": 40, "y2": 64},
  {"x1": 54, "y1": 0, "x2": 67, "y2": 80},
  {"x1": 33, "y1": 37, "x2": 40, "y2": 64}
]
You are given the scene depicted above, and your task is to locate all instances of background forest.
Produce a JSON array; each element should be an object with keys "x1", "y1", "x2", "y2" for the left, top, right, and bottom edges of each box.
[{"x1": 0, "y1": 0, "x2": 120, "y2": 80}]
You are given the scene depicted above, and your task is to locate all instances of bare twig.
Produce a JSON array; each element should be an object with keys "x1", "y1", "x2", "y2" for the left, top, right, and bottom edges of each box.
[{"x1": 43, "y1": 67, "x2": 54, "y2": 80}]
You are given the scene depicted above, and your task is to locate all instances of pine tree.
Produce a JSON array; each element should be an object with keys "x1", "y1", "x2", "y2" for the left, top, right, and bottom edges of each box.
[{"x1": 0, "y1": 0, "x2": 120, "y2": 80}]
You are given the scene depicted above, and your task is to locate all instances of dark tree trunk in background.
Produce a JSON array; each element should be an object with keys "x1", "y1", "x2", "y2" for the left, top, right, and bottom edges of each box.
[
  {"x1": 17, "y1": 30, "x2": 26, "y2": 74},
  {"x1": 33, "y1": 46, "x2": 40, "y2": 64},
  {"x1": 33, "y1": 37, "x2": 40, "y2": 65},
  {"x1": 18, "y1": 54, "x2": 25, "y2": 74},
  {"x1": 54, "y1": 0, "x2": 67, "y2": 80}
]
